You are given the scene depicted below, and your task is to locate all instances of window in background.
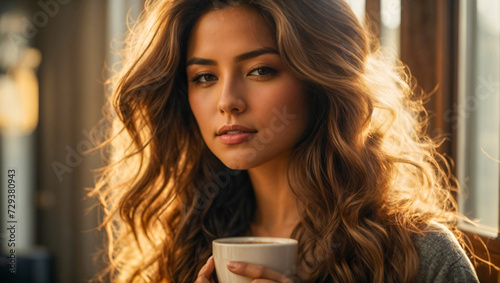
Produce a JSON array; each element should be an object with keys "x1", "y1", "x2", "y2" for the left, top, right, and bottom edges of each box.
[
  {"x1": 108, "y1": 0, "x2": 142, "y2": 68},
  {"x1": 346, "y1": 0, "x2": 366, "y2": 24},
  {"x1": 457, "y1": 0, "x2": 500, "y2": 237},
  {"x1": 380, "y1": 0, "x2": 400, "y2": 56}
]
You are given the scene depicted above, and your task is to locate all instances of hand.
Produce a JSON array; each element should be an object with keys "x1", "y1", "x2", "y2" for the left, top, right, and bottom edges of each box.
[
  {"x1": 195, "y1": 256, "x2": 216, "y2": 283},
  {"x1": 227, "y1": 261, "x2": 295, "y2": 283}
]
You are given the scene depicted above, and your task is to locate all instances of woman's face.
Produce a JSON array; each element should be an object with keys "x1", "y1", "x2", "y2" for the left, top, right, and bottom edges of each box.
[{"x1": 186, "y1": 6, "x2": 308, "y2": 170}]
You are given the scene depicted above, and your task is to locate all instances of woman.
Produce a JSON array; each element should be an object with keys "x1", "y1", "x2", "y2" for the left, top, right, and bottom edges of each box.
[{"x1": 91, "y1": 0, "x2": 479, "y2": 282}]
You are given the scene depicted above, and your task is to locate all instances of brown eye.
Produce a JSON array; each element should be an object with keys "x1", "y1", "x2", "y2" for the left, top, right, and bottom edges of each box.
[
  {"x1": 191, "y1": 73, "x2": 218, "y2": 85},
  {"x1": 257, "y1": 68, "x2": 271, "y2": 75},
  {"x1": 198, "y1": 74, "x2": 217, "y2": 83},
  {"x1": 248, "y1": 67, "x2": 277, "y2": 78}
]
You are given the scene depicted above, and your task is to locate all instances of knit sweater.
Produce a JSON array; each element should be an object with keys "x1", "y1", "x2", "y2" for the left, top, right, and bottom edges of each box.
[{"x1": 415, "y1": 223, "x2": 478, "y2": 282}]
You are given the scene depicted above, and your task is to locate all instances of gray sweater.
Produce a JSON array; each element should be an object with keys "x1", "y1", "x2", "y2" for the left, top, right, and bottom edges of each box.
[{"x1": 415, "y1": 223, "x2": 478, "y2": 282}]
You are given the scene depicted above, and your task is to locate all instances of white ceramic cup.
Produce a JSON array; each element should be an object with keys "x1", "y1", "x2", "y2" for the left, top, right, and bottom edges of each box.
[{"x1": 212, "y1": 237, "x2": 298, "y2": 283}]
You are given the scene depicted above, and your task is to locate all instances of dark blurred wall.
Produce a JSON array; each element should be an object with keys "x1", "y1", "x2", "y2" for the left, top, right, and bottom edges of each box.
[
  {"x1": 35, "y1": 0, "x2": 108, "y2": 282},
  {"x1": 0, "y1": 0, "x2": 108, "y2": 282}
]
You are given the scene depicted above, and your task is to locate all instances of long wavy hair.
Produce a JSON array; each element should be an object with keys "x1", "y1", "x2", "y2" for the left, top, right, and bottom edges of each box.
[{"x1": 90, "y1": 0, "x2": 470, "y2": 282}]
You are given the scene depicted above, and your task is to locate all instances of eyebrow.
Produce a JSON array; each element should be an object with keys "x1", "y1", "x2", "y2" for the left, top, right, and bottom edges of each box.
[{"x1": 186, "y1": 47, "x2": 279, "y2": 67}]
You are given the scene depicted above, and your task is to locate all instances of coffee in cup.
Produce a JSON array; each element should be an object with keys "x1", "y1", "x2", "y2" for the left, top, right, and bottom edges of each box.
[{"x1": 212, "y1": 237, "x2": 298, "y2": 283}]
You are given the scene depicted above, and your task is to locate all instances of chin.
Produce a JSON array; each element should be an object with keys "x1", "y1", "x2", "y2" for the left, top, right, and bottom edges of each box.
[
  {"x1": 216, "y1": 149, "x2": 280, "y2": 171},
  {"x1": 213, "y1": 152, "x2": 259, "y2": 170},
  {"x1": 218, "y1": 158, "x2": 254, "y2": 170}
]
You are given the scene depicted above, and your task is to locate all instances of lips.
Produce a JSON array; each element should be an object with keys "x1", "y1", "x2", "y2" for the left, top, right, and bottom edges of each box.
[
  {"x1": 216, "y1": 125, "x2": 257, "y2": 136},
  {"x1": 217, "y1": 125, "x2": 257, "y2": 145}
]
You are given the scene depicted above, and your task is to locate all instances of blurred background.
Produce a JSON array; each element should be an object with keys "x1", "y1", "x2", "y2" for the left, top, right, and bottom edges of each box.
[
  {"x1": 0, "y1": 0, "x2": 498, "y2": 282},
  {"x1": 0, "y1": 0, "x2": 141, "y2": 282}
]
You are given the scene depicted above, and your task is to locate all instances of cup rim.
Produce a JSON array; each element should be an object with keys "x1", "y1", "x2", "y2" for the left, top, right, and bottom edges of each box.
[{"x1": 212, "y1": 236, "x2": 297, "y2": 246}]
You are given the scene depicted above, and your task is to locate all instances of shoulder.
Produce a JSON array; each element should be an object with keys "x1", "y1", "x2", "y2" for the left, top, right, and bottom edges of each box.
[{"x1": 414, "y1": 222, "x2": 478, "y2": 283}]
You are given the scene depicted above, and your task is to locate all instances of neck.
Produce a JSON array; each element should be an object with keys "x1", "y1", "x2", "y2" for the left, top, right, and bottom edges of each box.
[{"x1": 247, "y1": 154, "x2": 300, "y2": 238}]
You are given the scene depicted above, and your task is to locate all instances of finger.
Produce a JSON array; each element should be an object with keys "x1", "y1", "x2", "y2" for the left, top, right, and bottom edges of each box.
[
  {"x1": 227, "y1": 261, "x2": 294, "y2": 283},
  {"x1": 195, "y1": 256, "x2": 215, "y2": 283}
]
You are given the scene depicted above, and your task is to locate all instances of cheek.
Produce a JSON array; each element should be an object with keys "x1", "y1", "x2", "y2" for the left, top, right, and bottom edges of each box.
[
  {"x1": 254, "y1": 83, "x2": 308, "y2": 141},
  {"x1": 188, "y1": 95, "x2": 200, "y2": 119},
  {"x1": 188, "y1": 95, "x2": 211, "y2": 135},
  {"x1": 258, "y1": 82, "x2": 307, "y2": 118}
]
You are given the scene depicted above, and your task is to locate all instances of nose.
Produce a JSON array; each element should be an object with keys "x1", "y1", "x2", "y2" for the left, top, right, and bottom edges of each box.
[{"x1": 217, "y1": 76, "x2": 246, "y2": 115}]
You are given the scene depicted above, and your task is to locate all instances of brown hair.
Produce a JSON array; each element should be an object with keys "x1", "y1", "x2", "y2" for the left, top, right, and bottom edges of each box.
[{"x1": 90, "y1": 0, "x2": 467, "y2": 282}]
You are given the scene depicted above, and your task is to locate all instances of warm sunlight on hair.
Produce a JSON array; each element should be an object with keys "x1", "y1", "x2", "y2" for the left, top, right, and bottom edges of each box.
[{"x1": 89, "y1": 0, "x2": 481, "y2": 282}]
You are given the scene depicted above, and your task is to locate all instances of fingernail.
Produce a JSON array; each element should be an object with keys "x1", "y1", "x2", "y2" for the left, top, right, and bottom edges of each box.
[
  {"x1": 208, "y1": 255, "x2": 213, "y2": 261},
  {"x1": 227, "y1": 261, "x2": 237, "y2": 269}
]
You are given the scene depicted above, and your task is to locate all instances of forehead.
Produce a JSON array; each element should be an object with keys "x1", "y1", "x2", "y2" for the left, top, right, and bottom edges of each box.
[{"x1": 186, "y1": 6, "x2": 276, "y2": 58}]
